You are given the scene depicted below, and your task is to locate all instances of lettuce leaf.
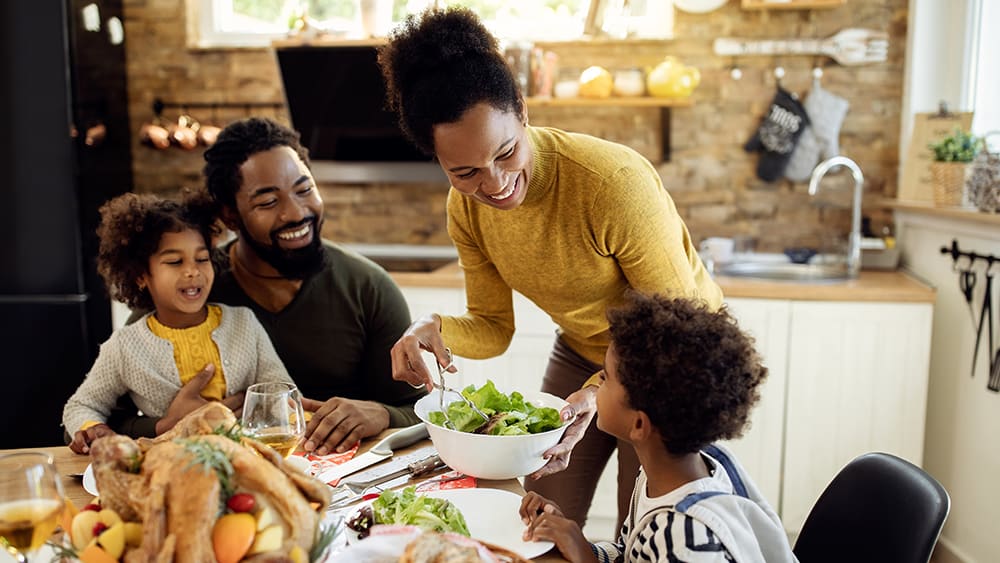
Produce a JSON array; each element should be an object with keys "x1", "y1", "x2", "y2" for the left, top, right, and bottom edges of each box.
[
  {"x1": 430, "y1": 380, "x2": 563, "y2": 435},
  {"x1": 370, "y1": 486, "x2": 470, "y2": 536}
]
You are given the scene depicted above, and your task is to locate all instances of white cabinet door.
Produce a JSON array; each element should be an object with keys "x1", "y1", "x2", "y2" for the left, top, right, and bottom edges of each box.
[
  {"x1": 719, "y1": 298, "x2": 791, "y2": 512},
  {"x1": 781, "y1": 301, "x2": 933, "y2": 533}
]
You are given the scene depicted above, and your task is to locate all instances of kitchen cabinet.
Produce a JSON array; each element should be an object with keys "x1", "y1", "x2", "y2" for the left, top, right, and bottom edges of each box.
[{"x1": 397, "y1": 283, "x2": 933, "y2": 537}]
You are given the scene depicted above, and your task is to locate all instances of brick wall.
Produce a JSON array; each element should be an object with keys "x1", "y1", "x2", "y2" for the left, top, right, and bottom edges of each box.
[{"x1": 124, "y1": 0, "x2": 905, "y2": 252}]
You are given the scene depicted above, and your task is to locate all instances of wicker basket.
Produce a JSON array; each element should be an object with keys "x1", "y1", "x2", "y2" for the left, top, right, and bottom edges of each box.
[{"x1": 931, "y1": 161, "x2": 968, "y2": 207}]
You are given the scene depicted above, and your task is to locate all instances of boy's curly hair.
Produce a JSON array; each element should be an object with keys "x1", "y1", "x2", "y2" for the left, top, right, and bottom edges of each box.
[
  {"x1": 607, "y1": 293, "x2": 768, "y2": 455},
  {"x1": 377, "y1": 6, "x2": 524, "y2": 155},
  {"x1": 203, "y1": 117, "x2": 310, "y2": 209},
  {"x1": 96, "y1": 191, "x2": 219, "y2": 310}
]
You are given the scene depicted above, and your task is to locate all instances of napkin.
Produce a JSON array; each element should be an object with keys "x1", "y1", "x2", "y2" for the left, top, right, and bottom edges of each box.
[{"x1": 291, "y1": 443, "x2": 360, "y2": 478}]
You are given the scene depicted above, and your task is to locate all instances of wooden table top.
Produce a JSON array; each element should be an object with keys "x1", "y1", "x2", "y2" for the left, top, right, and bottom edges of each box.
[{"x1": 1, "y1": 429, "x2": 568, "y2": 562}]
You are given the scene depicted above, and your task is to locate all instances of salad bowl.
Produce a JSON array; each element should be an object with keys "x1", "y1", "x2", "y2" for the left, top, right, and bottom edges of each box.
[{"x1": 414, "y1": 384, "x2": 569, "y2": 480}]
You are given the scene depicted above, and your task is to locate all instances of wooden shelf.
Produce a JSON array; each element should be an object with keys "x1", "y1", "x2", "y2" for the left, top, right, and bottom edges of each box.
[
  {"x1": 741, "y1": 0, "x2": 845, "y2": 9},
  {"x1": 525, "y1": 96, "x2": 693, "y2": 161},
  {"x1": 881, "y1": 199, "x2": 1000, "y2": 227},
  {"x1": 524, "y1": 96, "x2": 693, "y2": 108}
]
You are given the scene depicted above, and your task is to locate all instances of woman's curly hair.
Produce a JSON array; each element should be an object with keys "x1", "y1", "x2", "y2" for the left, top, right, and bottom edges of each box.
[
  {"x1": 203, "y1": 117, "x2": 309, "y2": 209},
  {"x1": 96, "y1": 191, "x2": 219, "y2": 310},
  {"x1": 377, "y1": 6, "x2": 524, "y2": 155},
  {"x1": 607, "y1": 293, "x2": 768, "y2": 455}
]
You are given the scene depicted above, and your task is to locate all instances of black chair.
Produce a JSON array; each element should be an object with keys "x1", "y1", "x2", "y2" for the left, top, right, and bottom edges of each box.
[{"x1": 793, "y1": 452, "x2": 950, "y2": 563}]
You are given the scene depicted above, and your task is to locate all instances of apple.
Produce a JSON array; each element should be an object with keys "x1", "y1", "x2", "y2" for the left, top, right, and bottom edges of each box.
[
  {"x1": 247, "y1": 524, "x2": 283, "y2": 555},
  {"x1": 71, "y1": 510, "x2": 102, "y2": 550},
  {"x1": 123, "y1": 522, "x2": 143, "y2": 547},
  {"x1": 96, "y1": 521, "x2": 125, "y2": 559}
]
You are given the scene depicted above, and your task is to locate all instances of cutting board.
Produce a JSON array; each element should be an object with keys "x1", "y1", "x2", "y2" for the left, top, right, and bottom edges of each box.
[{"x1": 898, "y1": 110, "x2": 974, "y2": 202}]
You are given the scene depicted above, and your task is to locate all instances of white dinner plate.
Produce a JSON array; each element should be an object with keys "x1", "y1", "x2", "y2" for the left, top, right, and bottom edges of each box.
[
  {"x1": 82, "y1": 463, "x2": 99, "y2": 496},
  {"x1": 337, "y1": 488, "x2": 554, "y2": 560}
]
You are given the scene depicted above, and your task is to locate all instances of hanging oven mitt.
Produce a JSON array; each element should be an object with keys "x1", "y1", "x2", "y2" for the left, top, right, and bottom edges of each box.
[
  {"x1": 745, "y1": 86, "x2": 810, "y2": 182},
  {"x1": 785, "y1": 80, "x2": 851, "y2": 182}
]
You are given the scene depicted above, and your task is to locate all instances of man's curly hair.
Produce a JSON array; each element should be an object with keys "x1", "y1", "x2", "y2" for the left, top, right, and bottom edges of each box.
[
  {"x1": 96, "y1": 191, "x2": 219, "y2": 310},
  {"x1": 607, "y1": 293, "x2": 768, "y2": 455},
  {"x1": 377, "y1": 6, "x2": 524, "y2": 155},
  {"x1": 202, "y1": 117, "x2": 310, "y2": 209}
]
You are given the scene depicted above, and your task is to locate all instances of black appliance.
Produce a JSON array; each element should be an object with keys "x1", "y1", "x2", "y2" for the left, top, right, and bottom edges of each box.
[
  {"x1": 0, "y1": 0, "x2": 133, "y2": 447},
  {"x1": 275, "y1": 44, "x2": 445, "y2": 183}
]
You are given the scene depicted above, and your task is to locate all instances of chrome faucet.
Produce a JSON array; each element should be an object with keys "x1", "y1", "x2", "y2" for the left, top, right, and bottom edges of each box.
[{"x1": 808, "y1": 156, "x2": 864, "y2": 279}]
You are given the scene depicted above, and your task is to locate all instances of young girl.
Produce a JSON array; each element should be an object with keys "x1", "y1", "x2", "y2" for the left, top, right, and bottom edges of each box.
[{"x1": 63, "y1": 192, "x2": 292, "y2": 454}]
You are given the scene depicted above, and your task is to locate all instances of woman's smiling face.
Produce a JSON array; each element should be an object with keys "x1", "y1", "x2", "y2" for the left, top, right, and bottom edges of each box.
[{"x1": 432, "y1": 102, "x2": 533, "y2": 211}]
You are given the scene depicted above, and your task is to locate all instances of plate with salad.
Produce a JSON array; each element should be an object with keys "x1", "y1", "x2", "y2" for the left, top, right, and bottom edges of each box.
[{"x1": 343, "y1": 486, "x2": 554, "y2": 560}]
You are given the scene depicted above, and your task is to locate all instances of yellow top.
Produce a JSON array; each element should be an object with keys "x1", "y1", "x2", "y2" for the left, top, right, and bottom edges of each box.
[
  {"x1": 147, "y1": 305, "x2": 226, "y2": 400},
  {"x1": 442, "y1": 126, "x2": 723, "y2": 368}
]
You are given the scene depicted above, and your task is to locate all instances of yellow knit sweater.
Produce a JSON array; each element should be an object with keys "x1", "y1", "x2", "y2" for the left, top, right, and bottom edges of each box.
[{"x1": 441, "y1": 126, "x2": 723, "y2": 366}]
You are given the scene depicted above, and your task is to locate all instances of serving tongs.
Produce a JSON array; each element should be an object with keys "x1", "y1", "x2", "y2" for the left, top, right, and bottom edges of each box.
[{"x1": 435, "y1": 348, "x2": 488, "y2": 430}]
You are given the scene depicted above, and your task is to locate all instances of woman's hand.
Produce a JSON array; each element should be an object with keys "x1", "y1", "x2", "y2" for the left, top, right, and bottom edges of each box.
[
  {"x1": 528, "y1": 385, "x2": 598, "y2": 479},
  {"x1": 300, "y1": 397, "x2": 390, "y2": 455},
  {"x1": 390, "y1": 314, "x2": 455, "y2": 390},
  {"x1": 68, "y1": 423, "x2": 116, "y2": 454},
  {"x1": 520, "y1": 492, "x2": 596, "y2": 563}
]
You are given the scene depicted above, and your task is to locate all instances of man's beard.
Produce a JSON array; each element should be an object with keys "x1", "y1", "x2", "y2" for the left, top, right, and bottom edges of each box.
[{"x1": 237, "y1": 217, "x2": 327, "y2": 280}]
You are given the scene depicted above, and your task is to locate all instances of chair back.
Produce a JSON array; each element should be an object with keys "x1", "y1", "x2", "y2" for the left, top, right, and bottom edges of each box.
[{"x1": 793, "y1": 452, "x2": 950, "y2": 563}]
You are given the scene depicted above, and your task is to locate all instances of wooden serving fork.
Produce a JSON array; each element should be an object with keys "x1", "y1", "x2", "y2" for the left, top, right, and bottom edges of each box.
[{"x1": 713, "y1": 28, "x2": 889, "y2": 66}]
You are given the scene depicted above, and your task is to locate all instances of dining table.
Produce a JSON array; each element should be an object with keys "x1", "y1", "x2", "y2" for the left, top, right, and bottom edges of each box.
[{"x1": 1, "y1": 428, "x2": 570, "y2": 562}]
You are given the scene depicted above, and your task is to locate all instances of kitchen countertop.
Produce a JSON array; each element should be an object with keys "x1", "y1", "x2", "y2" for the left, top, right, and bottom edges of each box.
[{"x1": 389, "y1": 263, "x2": 936, "y2": 303}]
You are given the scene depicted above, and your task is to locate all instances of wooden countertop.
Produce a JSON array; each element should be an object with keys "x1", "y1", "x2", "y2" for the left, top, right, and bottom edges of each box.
[{"x1": 390, "y1": 263, "x2": 936, "y2": 303}]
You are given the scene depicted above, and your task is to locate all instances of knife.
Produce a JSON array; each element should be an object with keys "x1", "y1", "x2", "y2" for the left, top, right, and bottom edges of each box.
[
  {"x1": 328, "y1": 454, "x2": 446, "y2": 510},
  {"x1": 316, "y1": 423, "x2": 429, "y2": 484}
]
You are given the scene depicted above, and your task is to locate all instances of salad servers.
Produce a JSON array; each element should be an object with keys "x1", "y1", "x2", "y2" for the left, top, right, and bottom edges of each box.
[{"x1": 436, "y1": 348, "x2": 488, "y2": 430}]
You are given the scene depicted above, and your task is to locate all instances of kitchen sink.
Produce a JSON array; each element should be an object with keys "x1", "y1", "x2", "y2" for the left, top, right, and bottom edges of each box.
[{"x1": 716, "y1": 261, "x2": 850, "y2": 282}]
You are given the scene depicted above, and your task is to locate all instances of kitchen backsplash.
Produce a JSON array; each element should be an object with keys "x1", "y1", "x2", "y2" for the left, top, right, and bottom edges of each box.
[{"x1": 125, "y1": 0, "x2": 904, "y2": 253}]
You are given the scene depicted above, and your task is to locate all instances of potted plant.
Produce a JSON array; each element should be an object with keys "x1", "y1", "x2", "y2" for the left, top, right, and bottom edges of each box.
[{"x1": 928, "y1": 129, "x2": 983, "y2": 206}]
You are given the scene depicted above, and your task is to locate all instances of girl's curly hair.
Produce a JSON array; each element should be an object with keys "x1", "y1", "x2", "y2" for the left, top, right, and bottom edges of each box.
[
  {"x1": 377, "y1": 6, "x2": 524, "y2": 155},
  {"x1": 96, "y1": 191, "x2": 219, "y2": 310},
  {"x1": 203, "y1": 117, "x2": 310, "y2": 209},
  {"x1": 607, "y1": 293, "x2": 768, "y2": 455}
]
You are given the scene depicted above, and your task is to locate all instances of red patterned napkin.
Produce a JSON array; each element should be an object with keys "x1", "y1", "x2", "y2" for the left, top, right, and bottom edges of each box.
[
  {"x1": 415, "y1": 470, "x2": 477, "y2": 492},
  {"x1": 290, "y1": 442, "x2": 360, "y2": 478}
]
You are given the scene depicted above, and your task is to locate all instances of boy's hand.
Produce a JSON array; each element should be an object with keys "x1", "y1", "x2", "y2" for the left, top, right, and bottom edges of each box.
[
  {"x1": 68, "y1": 424, "x2": 115, "y2": 454},
  {"x1": 300, "y1": 397, "x2": 390, "y2": 455},
  {"x1": 521, "y1": 496, "x2": 596, "y2": 563},
  {"x1": 529, "y1": 385, "x2": 598, "y2": 479}
]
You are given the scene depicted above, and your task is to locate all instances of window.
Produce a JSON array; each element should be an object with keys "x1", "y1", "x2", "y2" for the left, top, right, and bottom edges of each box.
[
  {"x1": 967, "y1": 0, "x2": 999, "y2": 137},
  {"x1": 190, "y1": 0, "x2": 593, "y2": 48}
]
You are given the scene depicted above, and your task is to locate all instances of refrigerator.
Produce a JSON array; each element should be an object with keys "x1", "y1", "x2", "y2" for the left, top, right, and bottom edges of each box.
[{"x1": 0, "y1": 0, "x2": 133, "y2": 447}]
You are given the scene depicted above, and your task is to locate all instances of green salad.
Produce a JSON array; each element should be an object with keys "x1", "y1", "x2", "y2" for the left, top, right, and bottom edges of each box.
[
  {"x1": 428, "y1": 380, "x2": 563, "y2": 435},
  {"x1": 345, "y1": 486, "x2": 469, "y2": 538}
]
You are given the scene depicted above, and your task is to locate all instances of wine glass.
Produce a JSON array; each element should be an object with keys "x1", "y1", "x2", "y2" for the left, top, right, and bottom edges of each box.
[
  {"x1": 0, "y1": 453, "x2": 65, "y2": 562},
  {"x1": 242, "y1": 382, "x2": 306, "y2": 458}
]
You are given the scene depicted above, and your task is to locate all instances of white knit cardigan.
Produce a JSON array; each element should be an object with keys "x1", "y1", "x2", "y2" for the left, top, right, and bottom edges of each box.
[{"x1": 62, "y1": 304, "x2": 291, "y2": 433}]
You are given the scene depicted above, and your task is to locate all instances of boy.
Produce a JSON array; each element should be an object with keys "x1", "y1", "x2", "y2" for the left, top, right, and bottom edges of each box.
[{"x1": 520, "y1": 294, "x2": 797, "y2": 563}]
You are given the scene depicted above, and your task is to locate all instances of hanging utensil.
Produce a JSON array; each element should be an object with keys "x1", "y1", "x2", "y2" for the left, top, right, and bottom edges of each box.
[
  {"x1": 713, "y1": 28, "x2": 889, "y2": 66},
  {"x1": 971, "y1": 267, "x2": 994, "y2": 378},
  {"x1": 959, "y1": 257, "x2": 978, "y2": 331}
]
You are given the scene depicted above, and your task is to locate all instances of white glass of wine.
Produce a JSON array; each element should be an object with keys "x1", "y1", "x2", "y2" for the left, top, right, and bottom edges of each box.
[
  {"x1": 0, "y1": 453, "x2": 65, "y2": 562},
  {"x1": 242, "y1": 382, "x2": 305, "y2": 459}
]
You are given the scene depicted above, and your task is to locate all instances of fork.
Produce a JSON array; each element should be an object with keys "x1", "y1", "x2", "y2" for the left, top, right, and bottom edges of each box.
[
  {"x1": 435, "y1": 348, "x2": 488, "y2": 430},
  {"x1": 328, "y1": 454, "x2": 445, "y2": 509}
]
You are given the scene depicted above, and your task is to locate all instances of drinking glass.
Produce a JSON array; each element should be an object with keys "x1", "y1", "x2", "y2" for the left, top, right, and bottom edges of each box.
[
  {"x1": 0, "y1": 453, "x2": 65, "y2": 562},
  {"x1": 242, "y1": 382, "x2": 305, "y2": 458}
]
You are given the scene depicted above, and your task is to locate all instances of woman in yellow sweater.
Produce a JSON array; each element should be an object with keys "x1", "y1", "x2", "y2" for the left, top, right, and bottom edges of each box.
[{"x1": 381, "y1": 7, "x2": 723, "y2": 528}]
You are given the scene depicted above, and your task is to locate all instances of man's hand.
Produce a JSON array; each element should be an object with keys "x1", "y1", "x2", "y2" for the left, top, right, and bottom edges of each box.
[
  {"x1": 68, "y1": 424, "x2": 116, "y2": 454},
  {"x1": 520, "y1": 492, "x2": 596, "y2": 563},
  {"x1": 300, "y1": 397, "x2": 390, "y2": 455},
  {"x1": 528, "y1": 385, "x2": 598, "y2": 480},
  {"x1": 390, "y1": 314, "x2": 454, "y2": 391},
  {"x1": 155, "y1": 364, "x2": 245, "y2": 435}
]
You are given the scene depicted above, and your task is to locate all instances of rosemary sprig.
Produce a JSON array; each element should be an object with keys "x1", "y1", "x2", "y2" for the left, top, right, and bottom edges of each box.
[
  {"x1": 180, "y1": 438, "x2": 235, "y2": 512},
  {"x1": 126, "y1": 451, "x2": 143, "y2": 474},
  {"x1": 47, "y1": 540, "x2": 78, "y2": 562},
  {"x1": 310, "y1": 520, "x2": 341, "y2": 562},
  {"x1": 213, "y1": 421, "x2": 247, "y2": 443}
]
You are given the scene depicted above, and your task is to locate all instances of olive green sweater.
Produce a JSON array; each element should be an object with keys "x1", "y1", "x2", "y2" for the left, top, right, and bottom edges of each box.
[{"x1": 441, "y1": 126, "x2": 723, "y2": 365}]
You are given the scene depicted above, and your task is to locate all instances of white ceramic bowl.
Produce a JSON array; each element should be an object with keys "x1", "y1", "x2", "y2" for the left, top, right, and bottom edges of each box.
[{"x1": 414, "y1": 387, "x2": 569, "y2": 480}]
